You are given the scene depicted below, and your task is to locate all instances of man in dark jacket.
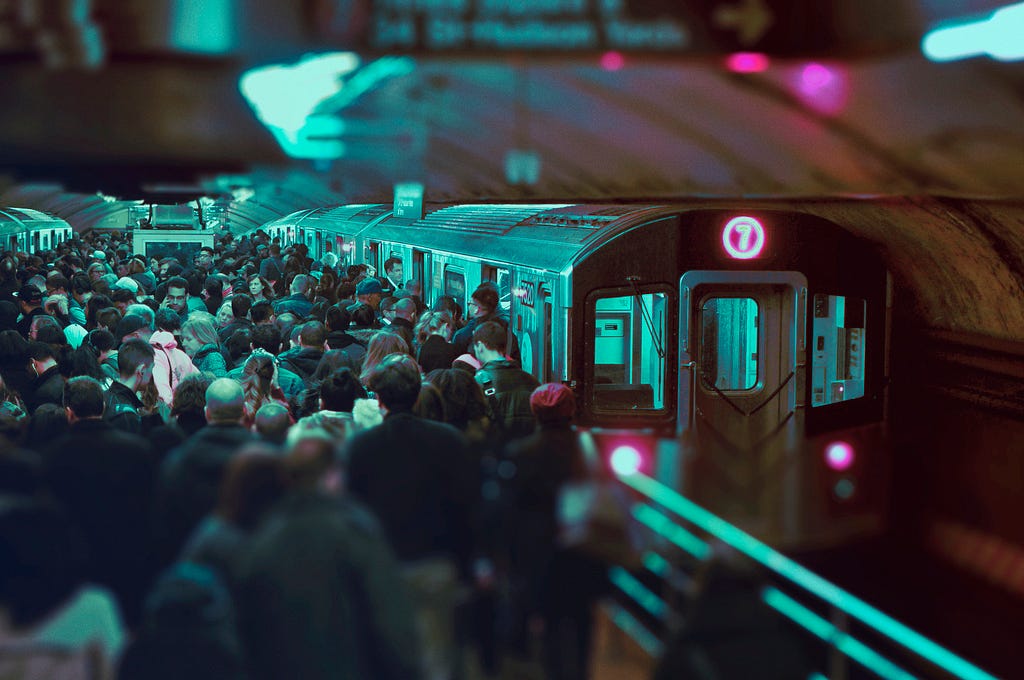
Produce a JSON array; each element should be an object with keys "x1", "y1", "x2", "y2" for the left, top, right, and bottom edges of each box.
[
  {"x1": 451, "y1": 282, "x2": 520, "y2": 365},
  {"x1": 24, "y1": 341, "x2": 65, "y2": 413},
  {"x1": 104, "y1": 338, "x2": 159, "y2": 434},
  {"x1": 472, "y1": 321, "x2": 539, "y2": 443},
  {"x1": 42, "y1": 376, "x2": 158, "y2": 627},
  {"x1": 15, "y1": 283, "x2": 47, "y2": 337},
  {"x1": 277, "y1": 321, "x2": 327, "y2": 385},
  {"x1": 272, "y1": 274, "x2": 313, "y2": 318},
  {"x1": 154, "y1": 378, "x2": 255, "y2": 568},
  {"x1": 218, "y1": 294, "x2": 254, "y2": 342},
  {"x1": 238, "y1": 430, "x2": 421, "y2": 680}
]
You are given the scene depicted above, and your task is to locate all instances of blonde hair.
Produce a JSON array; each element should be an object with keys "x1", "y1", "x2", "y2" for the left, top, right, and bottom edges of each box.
[
  {"x1": 413, "y1": 310, "x2": 453, "y2": 349},
  {"x1": 359, "y1": 331, "x2": 411, "y2": 385},
  {"x1": 181, "y1": 315, "x2": 220, "y2": 348}
]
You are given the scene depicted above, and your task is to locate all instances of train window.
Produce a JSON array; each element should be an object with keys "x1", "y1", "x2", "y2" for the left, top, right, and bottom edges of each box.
[
  {"x1": 812, "y1": 294, "x2": 866, "y2": 407},
  {"x1": 366, "y1": 242, "x2": 380, "y2": 272},
  {"x1": 413, "y1": 250, "x2": 428, "y2": 299},
  {"x1": 592, "y1": 292, "x2": 668, "y2": 411},
  {"x1": 444, "y1": 267, "x2": 466, "y2": 312},
  {"x1": 700, "y1": 297, "x2": 759, "y2": 391}
]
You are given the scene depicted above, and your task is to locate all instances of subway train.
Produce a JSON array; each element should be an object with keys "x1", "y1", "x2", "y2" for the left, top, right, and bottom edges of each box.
[
  {"x1": 257, "y1": 201, "x2": 891, "y2": 549},
  {"x1": 0, "y1": 207, "x2": 74, "y2": 254}
]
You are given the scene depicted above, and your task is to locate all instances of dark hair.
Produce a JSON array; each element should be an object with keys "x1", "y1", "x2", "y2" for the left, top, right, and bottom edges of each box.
[
  {"x1": 433, "y1": 295, "x2": 463, "y2": 325},
  {"x1": 250, "y1": 300, "x2": 274, "y2": 324},
  {"x1": 154, "y1": 307, "x2": 181, "y2": 333},
  {"x1": 171, "y1": 372, "x2": 213, "y2": 418},
  {"x1": 70, "y1": 273, "x2": 92, "y2": 296},
  {"x1": 27, "y1": 341, "x2": 56, "y2": 362},
  {"x1": 251, "y1": 324, "x2": 281, "y2": 354},
  {"x1": 68, "y1": 344, "x2": 105, "y2": 381},
  {"x1": 299, "y1": 321, "x2": 326, "y2": 347},
  {"x1": 226, "y1": 328, "x2": 253, "y2": 365},
  {"x1": 275, "y1": 312, "x2": 299, "y2": 348},
  {"x1": 96, "y1": 306, "x2": 122, "y2": 333},
  {"x1": 86, "y1": 328, "x2": 116, "y2": 354},
  {"x1": 62, "y1": 376, "x2": 104, "y2": 418},
  {"x1": 384, "y1": 256, "x2": 402, "y2": 274},
  {"x1": 117, "y1": 338, "x2": 156, "y2": 378},
  {"x1": 215, "y1": 446, "x2": 286, "y2": 531},
  {"x1": 413, "y1": 381, "x2": 446, "y2": 423},
  {"x1": 472, "y1": 320, "x2": 507, "y2": 353},
  {"x1": 110, "y1": 288, "x2": 134, "y2": 305},
  {"x1": 368, "y1": 353, "x2": 422, "y2": 412},
  {"x1": 471, "y1": 282, "x2": 500, "y2": 313},
  {"x1": 325, "y1": 304, "x2": 351, "y2": 332},
  {"x1": 85, "y1": 294, "x2": 112, "y2": 328},
  {"x1": 349, "y1": 302, "x2": 376, "y2": 329},
  {"x1": 0, "y1": 330, "x2": 28, "y2": 363},
  {"x1": 165, "y1": 275, "x2": 188, "y2": 292},
  {"x1": 318, "y1": 367, "x2": 366, "y2": 412},
  {"x1": 205, "y1": 276, "x2": 224, "y2": 297},
  {"x1": 230, "y1": 293, "x2": 252, "y2": 319},
  {"x1": 426, "y1": 368, "x2": 489, "y2": 430}
]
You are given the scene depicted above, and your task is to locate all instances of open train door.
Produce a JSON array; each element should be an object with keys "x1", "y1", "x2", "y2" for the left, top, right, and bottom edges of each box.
[{"x1": 678, "y1": 271, "x2": 807, "y2": 543}]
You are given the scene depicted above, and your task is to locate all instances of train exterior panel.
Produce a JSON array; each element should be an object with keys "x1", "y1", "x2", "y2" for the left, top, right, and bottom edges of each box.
[
  {"x1": 253, "y1": 202, "x2": 891, "y2": 549},
  {"x1": 0, "y1": 208, "x2": 74, "y2": 253}
]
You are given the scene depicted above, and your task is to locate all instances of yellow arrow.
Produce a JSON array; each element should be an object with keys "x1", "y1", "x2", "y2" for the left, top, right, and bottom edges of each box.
[{"x1": 713, "y1": 0, "x2": 774, "y2": 46}]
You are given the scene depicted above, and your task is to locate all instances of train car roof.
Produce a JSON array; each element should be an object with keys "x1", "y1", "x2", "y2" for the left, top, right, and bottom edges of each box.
[
  {"x1": 368, "y1": 203, "x2": 670, "y2": 272},
  {"x1": 0, "y1": 207, "x2": 67, "y2": 226}
]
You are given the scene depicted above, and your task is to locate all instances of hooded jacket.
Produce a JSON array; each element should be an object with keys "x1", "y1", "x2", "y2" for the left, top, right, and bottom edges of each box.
[{"x1": 151, "y1": 331, "x2": 199, "y2": 405}]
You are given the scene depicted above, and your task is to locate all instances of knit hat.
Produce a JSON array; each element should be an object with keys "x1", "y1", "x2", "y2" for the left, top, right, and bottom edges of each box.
[
  {"x1": 356, "y1": 277, "x2": 383, "y2": 296},
  {"x1": 529, "y1": 383, "x2": 576, "y2": 423}
]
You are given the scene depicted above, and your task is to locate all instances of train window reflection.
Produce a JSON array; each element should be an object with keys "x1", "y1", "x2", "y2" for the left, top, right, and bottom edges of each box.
[
  {"x1": 812, "y1": 295, "x2": 866, "y2": 407},
  {"x1": 701, "y1": 297, "x2": 759, "y2": 391},
  {"x1": 592, "y1": 292, "x2": 667, "y2": 411}
]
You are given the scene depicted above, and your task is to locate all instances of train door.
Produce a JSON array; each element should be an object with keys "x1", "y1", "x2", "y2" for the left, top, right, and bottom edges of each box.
[{"x1": 678, "y1": 271, "x2": 807, "y2": 541}]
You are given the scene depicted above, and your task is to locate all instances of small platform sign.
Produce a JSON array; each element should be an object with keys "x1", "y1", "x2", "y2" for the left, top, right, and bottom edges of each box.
[{"x1": 722, "y1": 215, "x2": 765, "y2": 259}]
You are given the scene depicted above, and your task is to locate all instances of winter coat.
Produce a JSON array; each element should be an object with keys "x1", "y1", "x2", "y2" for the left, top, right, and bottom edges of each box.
[
  {"x1": 193, "y1": 343, "x2": 228, "y2": 378},
  {"x1": 475, "y1": 359, "x2": 539, "y2": 442},
  {"x1": 151, "y1": 331, "x2": 199, "y2": 405}
]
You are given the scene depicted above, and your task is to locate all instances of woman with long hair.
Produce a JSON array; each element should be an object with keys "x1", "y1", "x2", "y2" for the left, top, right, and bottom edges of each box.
[
  {"x1": 358, "y1": 331, "x2": 412, "y2": 387},
  {"x1": 246, "y1": 274, "x2": 275, "y2": 304},
  {"x1": 180, "y1": 315, "x2": 228, "y2": 377},
  {"x1": 240, "y1": 349, "x2": 291, "y2": 427},
  {"x1": 414, "y1": 310, "x2": 459, "y2": 374}
]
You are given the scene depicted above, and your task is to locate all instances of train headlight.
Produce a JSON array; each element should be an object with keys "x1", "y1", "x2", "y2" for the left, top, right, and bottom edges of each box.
[{"x1": 824, "y1": 440, "x2": 855, "y2": 472}]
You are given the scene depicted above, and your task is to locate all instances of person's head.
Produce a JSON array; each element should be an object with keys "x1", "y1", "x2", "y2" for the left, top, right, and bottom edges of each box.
[
  {"x1": 154, "y1": 307, "x2": 181, "y2": 336},
  {"x1": 242, "y1": 349, "x2": 277, "y2": 398},
  {"x1": 85, "y1": 328, "x2": 115, "y2": 357},
  {"x1": 197, "y1": 246, "x2": 215, "y2": 271},
  {"x1": 379, "y1": 296, "x2": 398, "y2": 321},
  {"x1": 204, "y1": 276, "x2": 224, "y2": 302},
  {"x1": 205, "y1": 378, "x2": 245, "y2": 424},
  {"x1": 252, "y1": 403, "x2": 291, "y2": 445},
  {"x1": 215, "y1": 301, "x2": 234, "y2": 328},
  {"x1": 469, "y1": 283, "x2": 499, "y2": 319},
  {"x1": 275, "y1": 312, "x2": 299, "y2": 346},
  {"x1": 289, "y1": 274, "x2": 313, "y2": 299},
  {"x1": 125, "y1": 303, "x2": 156, "y2": 330},
  {"x1": 62, "y1": 376, "x2": 105, "y2": 423},
  {"x1": 426, "y1": 368, "x2": 489, "y2": 431},
  {"x1": 433, "y1": 295, "x2": 463, "y2": 326},
  {"x1": 247, "y1": 274, "x2": 273, "y2": 300},
  {"x1": 324, "y1": 304, "x2": 351, "y2": 333},
  {"x1": 250, "y1": 323, "x2": 282, "y2": 355},
  {"x1": 28, "y1": 315, "x2": 61, "y2": 343},
  {"x1": 163, "y1": 276, "x2": 189, "y2": 312},
  {"x1": 109, "y1": 287, "x2": 135, "y2": 314},
  {"x1": 116, "y1": 313, "x2": 151, "y2": 344},
  {"x1": 529, "y1": 382, "x2": 576, "y2": 426},
  {"x1": 283, "y1": 428, "x2": 338, "y2": 492},
  {"x1": 414, "y1": 310, "x2": 453, "y2": 347},
  {"x1": 318, "y1": 367, "x2": 366, "y2": 412},
  {"x1": 355, "y1": 277, "x2": 383, "y2": 309},
  {"x1": 26, "y1": 341, "x2": 57, "y2": 376},
  {"x1": 249, "y1": 301, "x2": 273, "y2": 325},
  {"x1": 299, "y1": 321, "x2": 327, "y2": 350},
  {"x1": 413, "y1": 381, "x2": 446, "y2": 422},
  {"x1": 69, "y1": 273, "x2": 92, "y2": 303},
  {"x1": 404, "y1": 279, "x2": 423, "y2": 299},
  {"x1": 393, "y1": 297, "x2": 417, "y2": 323},
  {"x1": 348, "y1": 302, "x2": 376, "y2": 329},
  {"x1": 215, "y1": 444, "x2": 286, "y2": 530},
  {"x1": 229, "y1": 294, "x2": 252, "y2": 321},
  {"x1": 16, "y1": 284, "x2": 42, "y2": 313},
  {"x1": 472, "y1": 320, "x2": 508, "y2": 360},
  {"x1": 225, "y1": 328, "x2": 253, "y2": 365},
  {"x1": 117, "y1": 338, "x2": 156, "y2": 387},
  {"x1": 45, "y1": 273, "x2": 69, "y2": 296},
  {"x1": 369, "y1": 353, "x2": 423, "y2": 413},
  {"x1": 384, "y1": 256, "x2": 403, "y2": 283},
  {"x1": 180, "y1": 315, "x2": 220, "y2": 356},
  {"x1": 86, "y1": 262, "x2": 106, "y2": 282},
  {"x1": 360, "y1": 331, "x2": 411, "y2": 385},
  {"x1": 171, "y1": 372, "x2": 213, "y2": 419}
]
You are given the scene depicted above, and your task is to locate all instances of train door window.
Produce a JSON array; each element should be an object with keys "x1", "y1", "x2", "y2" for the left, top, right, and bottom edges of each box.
[
  {"x1": 366, "y1": 242, "x2": 380, "y2": 274},
  {"x1": 591, "y1": 290, "x2": 668, "y2": 411},
  {"x1": 32, "y1": 232, "x2": 39, "y2": 252},
  {"x1": 481, "y1": 264, "x2": 512, "y2": 313},
  {"x1": 812, "y1": 294, "x2": 866, "y2": 406},
  {"x1": 413, "y1": 250, "x2": 428, "y2": 298},
  {"x1": 9, "y1": 235, "x2": 16, "y2": 251},
  {"x1": 444, "y1": 266, "x2": 466, "y2": 312},
  {"x1": 700, "y1": 298, "x2": 759, "y2": 390}
]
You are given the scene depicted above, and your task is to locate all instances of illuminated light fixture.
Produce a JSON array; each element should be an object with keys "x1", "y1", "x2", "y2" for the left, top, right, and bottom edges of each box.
[
  {"x1": 619, "y1": 472, "x2": 999, "y2": 680},
  {"x1": 762, "y1": 587, "x2": 916, "y2": 680},
  {"x1": 600, "y1": 51, "x2": 626, "y2": 71},
  {"x1": 791, "y1": 62, "x2": 849, "y2": 116},
  {"x1": 725, "y1": 52, "x2": 770, "y2": 73},
  {"x1": 922, "y1": 2, "x2": 1024, "y2": 62},
  {"x1": 824, "y1": 441, "x2": 855, "y2": 471},
  {"x1": 722, "y1": 215, "x2": 765, "y2": 259},
  {"x1": 610, "y1": 444, "x2": 643, "y2": 476}
]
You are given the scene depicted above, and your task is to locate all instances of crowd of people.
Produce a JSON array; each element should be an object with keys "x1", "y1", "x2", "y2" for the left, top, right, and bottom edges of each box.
[{"x1": 0, "y1": 229, "x2": 615, "y2": 680}]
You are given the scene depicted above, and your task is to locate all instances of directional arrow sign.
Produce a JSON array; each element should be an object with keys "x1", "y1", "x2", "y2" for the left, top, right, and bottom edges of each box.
[{"x1": 713, "y1": 0, "x2": 774, "y2": 46}]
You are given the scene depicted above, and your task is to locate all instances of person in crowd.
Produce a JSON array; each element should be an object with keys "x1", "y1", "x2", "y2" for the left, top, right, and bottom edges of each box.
[
  {"x1": 278, "y1": 321, "x2": 328, "y2": 385},
  {"x1": 203, "y1": 275, "x2": 225, "y2": 315},
  {"x1": 239, "y1": 349, "x2": 291, "y2": 428},
  {"x1": 472, "y1": 321, "x2": 539, "y2": 443},
  {"x1": 218, "y1": 293, "x2": 254, "y2": 343},
  {"x1": 324, "y1": 303, "x2": 367, "y2": 369},
  {"x1": 104, "y1": 338, "x2": 158, "y2": 435},
  {"x1": 181, "y1": 315, "x2": 229, "y2": 377},
  {"x1": 292, "y1": 366, "x2": 368, "y2": 440},
  {"x1": 180, "y1": 443, "x2": 287, "y2": 595},
  {"x1": 67, "y1": 273, "x2": 91, "y2": 325},
  {"x1": 415, "y1": 311, "x2": 459, "y2": 374},
  {"x1": 382, "y1": 256, "x2": 403, "y2": 295},
  {"x1": 42, "y1": 376, "x2": 158, "y2": 627},
  {"x1": 389, "y1": 297, "x2": 418, "y2": 350},
  {"x1": 358, "y1": 331, "x2": 412, "y2": 388},
  {"x1": 24, "y1": 341, "x2": 66, "y2": 413},
  {"x1": 128, "y1": 256, "x2": 156, "y2": 295},
  {"x1": 238, "y1": 428, "x2": 421, "y2": 680},
  {"x1": 253, "y1": 402, "x2": 291, "y2": 445},
  {"x1": 0, "y1": 329, "x2": 31, "y2": 400},
  {"x1": 87, "y1": 328, "x2": 119, "y2": 383},
  {"x1": 249, "y1": 300, "x2": 275, "y2": 327},
  {"x1": 215, "y1": 300, "x2": 234, "y2": 331},
  {"x1": 15, "y1": 283, "x2": 46, "y2": 337},
  {"x1": 161, "y1": 275, "x2": 191, "y2": 321},
  {"x1": 432, "y1": 295, "x2": 464, "y2": 332},
  {"x1": 272, "y1": 274, "x2": 314, "y2": 318},
  {"x1": 344, "y1": 353, "x2": 478, "y2": 679},
  {"x1": 314, "y1": 269, "x2": 338, "y2": 306},
  {"x1": 122, "y1": 312, "x2": 198, "y2": 406},
  {"x1": 126, "y1": 302, "x2": 156, "y2": 331},
  {"x1": 169, "y1": 372, "x2": 215, "y2": 439},
  {"x1": 155, "y1": 378, "x2": 255, "y2": 568},
  {"x1": 354, "y1": 276, "x2": 384, "y2": 313},
  {"x1": 247, "y1": 274, "x2": 275, "y2": 304},
  {"x1": 454, "y1": 283, "x2": 520, "y2": 366}
]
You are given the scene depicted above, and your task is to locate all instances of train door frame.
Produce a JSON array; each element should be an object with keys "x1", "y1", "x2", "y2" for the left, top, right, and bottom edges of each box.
[{"x1": 412, "y1": 249, "x2": 429, "y2": 303}]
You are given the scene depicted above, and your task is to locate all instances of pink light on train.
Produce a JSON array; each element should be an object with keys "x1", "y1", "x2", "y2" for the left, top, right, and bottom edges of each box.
[
  {"x1": 600, "y1": 51, "x2": 626, "y2": 71},
  {"x1": 825, "y1": 441, "x2": 855, "y2": 472},
  {"x1": 792, "y1": 63, "x2": 849, "y2": 116},
  {"x1": 726, "y1": 52, "x2": 770, "y2": 73}
]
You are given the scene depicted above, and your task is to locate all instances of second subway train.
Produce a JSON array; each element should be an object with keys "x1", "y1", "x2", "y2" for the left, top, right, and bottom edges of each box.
[{"x1": 256, "y1": 201, "x2": 891, "y2": 548}]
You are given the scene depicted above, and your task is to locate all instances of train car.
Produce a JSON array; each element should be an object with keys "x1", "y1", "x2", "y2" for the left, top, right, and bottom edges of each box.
[
  {"x1": 259, "y1": 204, "x2": 393, "y2": 270},
  {"x1": 254, "y1": 201, "x2": 891, "y2": 548},
  {"x1": 0, "y1": 207, "x2": 74, "y2": 253}
]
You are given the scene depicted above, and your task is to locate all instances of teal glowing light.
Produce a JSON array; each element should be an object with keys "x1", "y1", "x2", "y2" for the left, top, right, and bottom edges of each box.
[
  {"x1": 762, "y1": 588, "x2": 915, "y2": 680},
  {"x1": 610, "y1": 444, "x2": 642, "y2": 476},
  {"x1": 922, "y1": 2, "x2": 1024, "y2": 62},
  {"x1": 633, "y1": 503, "x2": 711, "y2": 560},
  {"x1": 239, "y1": 53, "x2": 415, "y2": 160},
  {"x1": 604, "y1": 603, "x2": 663, "y2": 656},
  {"x1": 609, "y1": 567, "x2": 667, "y2": 620},
  {"x1": 618, "y1": 472, "x2": 997, "y2": 680}
]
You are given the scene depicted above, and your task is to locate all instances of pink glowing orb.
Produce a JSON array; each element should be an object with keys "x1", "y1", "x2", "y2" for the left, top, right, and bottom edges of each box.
[
  {"x1": 825, "y1": 441, "x2": 855, "y2": 472},
  {"x1": 600, "y1": 51, "x2": 625, "y2": 71},
  {"x1": 610, "y1": 445, "x2": 642, "y2": 476},
  {"x1": 726, "y1": 52, "x2": 770, "y2": 73},
  {"x1": 793, "y1": 63, "x2": 849, "y2": 115}
]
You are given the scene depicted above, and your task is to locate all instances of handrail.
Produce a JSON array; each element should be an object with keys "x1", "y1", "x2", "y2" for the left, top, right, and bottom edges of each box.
[{"x1": 616, "y1": 470, "x2": 998, "y2": 680}]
